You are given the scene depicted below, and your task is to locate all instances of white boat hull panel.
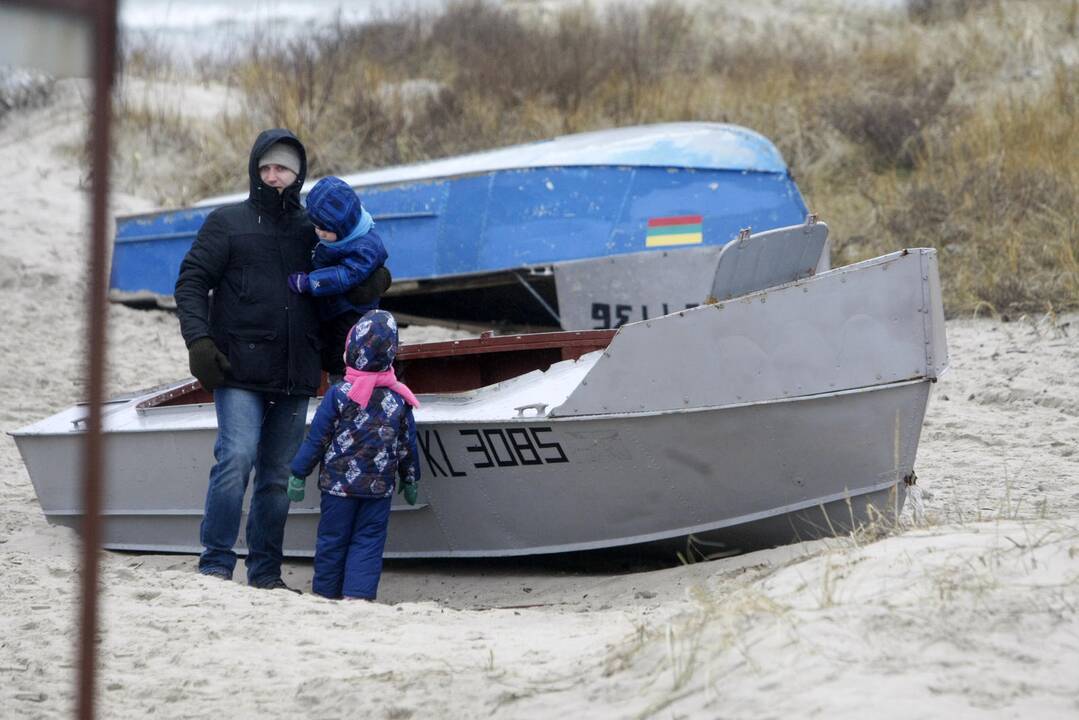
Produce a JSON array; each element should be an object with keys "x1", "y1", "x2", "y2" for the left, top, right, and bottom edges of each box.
[{"x1": 16, "y1": 379, "x2": 928, "y2": 557}]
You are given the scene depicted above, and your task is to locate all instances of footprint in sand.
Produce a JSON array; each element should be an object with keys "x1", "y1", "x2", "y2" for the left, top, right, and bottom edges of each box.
[
  {"x1": 47, "y1": 564, "x2": 70, "y2": 578},
  {"x1": 0, "y1": 255, "x2": 23, "y2": 288}
]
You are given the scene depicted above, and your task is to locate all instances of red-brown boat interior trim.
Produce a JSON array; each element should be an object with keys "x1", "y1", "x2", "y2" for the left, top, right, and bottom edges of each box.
[
  {"x1": 139, "y1": 329, "x2": 616, "y2": 409},
  {"x1": 397, "y1": 329, "x2": 615, "y2": 394}
]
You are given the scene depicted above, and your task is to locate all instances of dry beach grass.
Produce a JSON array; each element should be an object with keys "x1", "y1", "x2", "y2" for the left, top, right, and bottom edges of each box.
[
  {"x1": 1, "y1": 0, "x2": 1078, "y2": 717},
  {"x1": 108, "y1": 0, "x2": 1079, "y2": 316}
]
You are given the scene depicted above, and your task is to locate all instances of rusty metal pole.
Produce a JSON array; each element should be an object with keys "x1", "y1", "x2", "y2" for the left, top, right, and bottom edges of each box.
[{"x1": 77, "y1": 1, "x2": 117, "y2": 719}]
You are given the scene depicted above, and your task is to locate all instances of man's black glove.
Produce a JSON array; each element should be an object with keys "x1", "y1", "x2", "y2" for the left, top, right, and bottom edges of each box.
[
  {"x1": 188, "y1": 337, "x2": 231, "y2": 391},
  {"x1": 345, "y1": 265, "x2": 392, "y2": 306}
]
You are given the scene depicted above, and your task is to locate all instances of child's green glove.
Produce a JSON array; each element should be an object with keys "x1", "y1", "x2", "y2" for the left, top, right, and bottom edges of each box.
[
  {"x1": 399, "y1": 482, "x2": 417, "y2": 506},
  {"x1": 287, "y1": 475, "x2": 306, "y2": 502}
]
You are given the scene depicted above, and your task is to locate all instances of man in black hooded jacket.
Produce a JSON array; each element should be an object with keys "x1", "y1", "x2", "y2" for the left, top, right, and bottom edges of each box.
[{"x1": 175, "y1": 129, "x2": 322, "y2": 591}]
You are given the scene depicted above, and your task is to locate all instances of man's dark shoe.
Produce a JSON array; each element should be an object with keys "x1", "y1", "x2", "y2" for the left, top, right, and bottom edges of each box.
[
  {"x1": 199, "y1": 567, "x2": 232, "y2": 581},
  {"x1": 253, "y1": 577, "x2": 302, "y2": 594}
]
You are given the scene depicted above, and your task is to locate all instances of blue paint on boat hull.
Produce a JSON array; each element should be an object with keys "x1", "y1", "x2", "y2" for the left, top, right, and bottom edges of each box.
[{"x1": 110, "y1": 165, "x2": 807, "y2": 300}]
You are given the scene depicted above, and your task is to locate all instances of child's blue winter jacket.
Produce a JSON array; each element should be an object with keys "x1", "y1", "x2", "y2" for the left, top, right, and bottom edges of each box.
[
  {"x1": 289, "y1": 311, "x2": 420, "y2": 498},
  {"x1": 308, "y1": 228, "x2": 388, "y2": 320}
]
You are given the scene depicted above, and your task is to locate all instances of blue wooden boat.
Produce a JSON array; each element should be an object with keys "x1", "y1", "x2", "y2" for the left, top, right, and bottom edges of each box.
[{"x1": 110, "y1": 122, "x2": 812, "y2": 328}]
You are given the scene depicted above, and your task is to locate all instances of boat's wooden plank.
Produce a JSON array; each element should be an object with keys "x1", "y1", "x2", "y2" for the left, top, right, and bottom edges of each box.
[{"x1": 398, "y1": 329, "x2": 614, "y2": 360}]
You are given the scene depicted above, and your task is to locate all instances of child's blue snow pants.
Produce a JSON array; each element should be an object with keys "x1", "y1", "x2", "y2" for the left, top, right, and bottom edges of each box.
[{"x1": 312, "y1": 492, "x2": 392, "y2": 599}]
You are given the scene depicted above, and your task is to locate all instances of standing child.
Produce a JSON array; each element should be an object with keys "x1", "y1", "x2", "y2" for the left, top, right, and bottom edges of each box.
[
  {"x1": 288, "y1": 176, "x2": 391, "y2": 380},
  {"x1": 287, "y1": 310, "x2": 421, "y2": 600}
]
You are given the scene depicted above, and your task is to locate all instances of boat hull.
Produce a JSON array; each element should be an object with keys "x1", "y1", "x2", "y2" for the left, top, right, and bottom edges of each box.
[
  {"x1": 15, "y1": 378, "x2": 928, "y2": 558},
  {"x1": 109, "y1": 123, "x2": 809, "y2": 328},
  {"x1": 23, "y1": 237, "x2": 947, "y2": 559}
]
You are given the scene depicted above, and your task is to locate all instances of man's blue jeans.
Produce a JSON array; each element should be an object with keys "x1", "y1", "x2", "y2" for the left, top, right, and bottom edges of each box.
[{"x1": 198, "y1": 387, "x2": 309, "y2": 585}]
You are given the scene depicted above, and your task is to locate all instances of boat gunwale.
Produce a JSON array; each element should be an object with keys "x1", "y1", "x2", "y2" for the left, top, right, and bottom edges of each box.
[
  {"x1": 182, "y1": 121, "x2": 792, "y2": 212},
  {"x1": 116, "y1": 164, "x2": 793, "y2": 223},
  {"x1": 396, "y1": 328, "x2": 616, "y2": 360},
  {"x1": 7, "y1": 376, "x2": 934, "y2": 438}
]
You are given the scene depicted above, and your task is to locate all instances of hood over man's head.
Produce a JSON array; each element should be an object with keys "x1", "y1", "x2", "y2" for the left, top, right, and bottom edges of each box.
[{"x1": 247, "y1": 128, "x2": 307, "y2": 213}]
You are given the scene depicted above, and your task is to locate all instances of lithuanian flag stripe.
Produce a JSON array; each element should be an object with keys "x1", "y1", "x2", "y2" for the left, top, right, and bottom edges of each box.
[
  {"x1": 648, "y1": 214, "x2": 702, "y2": 227},
  {"x1": 646, "y1": 232, "x2": 704, "y2": 247},
  {"x1": 647, "y1": 223, "x2": 702, "y2": 236},
  {"x1": 646, "y1": 214, "x2": 703, "y2": 247}
]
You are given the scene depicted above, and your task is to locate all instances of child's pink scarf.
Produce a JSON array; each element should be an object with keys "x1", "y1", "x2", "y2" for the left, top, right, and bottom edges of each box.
[{"x1": 343, "y1": 367, "x2": 420, "y2": 408}]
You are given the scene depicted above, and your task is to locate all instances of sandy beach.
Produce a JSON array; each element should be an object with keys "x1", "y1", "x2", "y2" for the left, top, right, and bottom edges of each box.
[{"x1": 1, "y1": 72, "x2": 1078, "y2": 719}]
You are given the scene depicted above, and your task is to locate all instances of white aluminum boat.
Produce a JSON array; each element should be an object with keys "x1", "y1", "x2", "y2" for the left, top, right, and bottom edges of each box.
[{"x1": 14, "y1": 222, "x2": 948, "y2": 557}]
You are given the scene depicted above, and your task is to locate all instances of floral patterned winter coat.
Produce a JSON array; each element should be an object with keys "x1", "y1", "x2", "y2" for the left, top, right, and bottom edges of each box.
[{"x1": 289, "y1": 311, "x2": 420, "y2": 498}]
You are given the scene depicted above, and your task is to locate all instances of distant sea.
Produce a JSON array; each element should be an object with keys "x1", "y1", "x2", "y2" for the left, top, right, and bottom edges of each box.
[
  {"x1": 118, "y1": 0, "x2": 456, "y2": 58},
  {"x1": 120, "y1": 0, "x2": 455, "y2": 30},
  {"x1": 118, "y1": 0, "x2": 908, "y2": 60},
  {"x1": 120, "y1": 0, "x2": 906, "y2": 30}
]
